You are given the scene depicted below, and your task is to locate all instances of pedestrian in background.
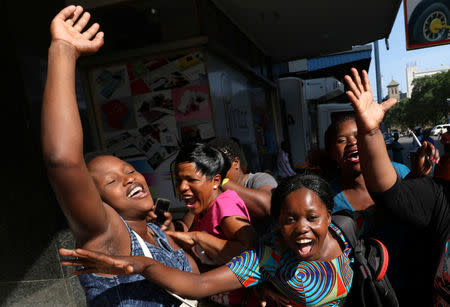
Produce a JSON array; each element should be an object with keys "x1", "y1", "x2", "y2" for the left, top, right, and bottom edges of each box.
[
  {"x1": 390, "y1": 132, "x2": 404, "y2": 163},
  {"x1": 275, "y1": 140, "x2": 296, "y2": 179}
]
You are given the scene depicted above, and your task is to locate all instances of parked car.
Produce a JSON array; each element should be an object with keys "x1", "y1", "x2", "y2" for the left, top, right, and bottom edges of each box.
[{"x1": 431, "y1": 124, "x2": 450, "y2": 135}]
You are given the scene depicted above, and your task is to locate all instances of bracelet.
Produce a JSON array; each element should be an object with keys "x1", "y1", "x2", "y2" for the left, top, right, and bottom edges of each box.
[{"x1": 221, "y1": 178, "x2": 230, "y2": 188}]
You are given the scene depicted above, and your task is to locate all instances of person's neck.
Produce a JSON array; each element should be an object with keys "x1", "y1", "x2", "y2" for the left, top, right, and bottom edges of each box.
[
  {"x1": 339, "y1": 170, "x2": 366, "y2": 190},
  {"x1": 126, "y1": 218, "x2": 151, "y2": 238},
  {"x1": 236, "y1": 172, "x2": 248, "y2": 186},
  {"x1": 199, "y1": 190, "x2": 222, "y2": 218}
]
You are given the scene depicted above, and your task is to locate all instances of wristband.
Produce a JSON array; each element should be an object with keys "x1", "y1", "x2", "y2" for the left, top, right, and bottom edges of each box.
[{"x1": 221, "y1": 178, "x2": 230, "y2": 188}]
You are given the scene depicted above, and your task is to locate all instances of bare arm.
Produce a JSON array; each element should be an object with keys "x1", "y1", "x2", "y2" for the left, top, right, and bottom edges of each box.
[
  {"x1": 222, "y1": 180, "x2": 273, "y2": 220},
  {"x1": 344, "y1": 69, "x2": 397, "y2": 192},
  {"x1": 60, "y1": 248, "x2": 243, "y2": 298},
  {"x1": 168, "y1": 216, "x2": 257, "y2": 264},
  {"x1": 42, "y1": 6, "x2": 108, "y2": 244}
]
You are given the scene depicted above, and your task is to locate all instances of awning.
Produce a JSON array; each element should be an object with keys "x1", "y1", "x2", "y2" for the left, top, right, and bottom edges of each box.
[{"x1": 212, "y1": 0, "x2": 401, "y2": 62}]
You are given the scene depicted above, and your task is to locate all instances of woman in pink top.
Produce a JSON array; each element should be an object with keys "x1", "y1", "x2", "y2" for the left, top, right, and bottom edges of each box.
[{"x1": 168, "y1": 143, "x2": 258, "y2": 305}]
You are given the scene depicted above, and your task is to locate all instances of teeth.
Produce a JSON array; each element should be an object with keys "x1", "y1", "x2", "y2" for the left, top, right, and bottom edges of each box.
[
  {"x1": 297, "y1": 239, "x2": 312, "y2": 244},
  {"x1": 127, "y1": 186, "x2": 142, "y2": 198}
]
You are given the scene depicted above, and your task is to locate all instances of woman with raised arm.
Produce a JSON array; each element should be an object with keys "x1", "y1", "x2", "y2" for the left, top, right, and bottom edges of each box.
[
  {"x1": 61, "y1": 173, "x2": 354, "y2": 307},
  {"x1": 344, "y1": 68, "x2": 449, "y2": 306},
  {"x1": 42, "y1": 6, "x2": 198, "y2": 306}
]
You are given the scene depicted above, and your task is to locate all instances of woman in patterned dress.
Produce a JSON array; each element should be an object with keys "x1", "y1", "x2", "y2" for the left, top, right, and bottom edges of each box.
[{"x1": 60, "y1": 173, "x2": 354, "y2": 307}]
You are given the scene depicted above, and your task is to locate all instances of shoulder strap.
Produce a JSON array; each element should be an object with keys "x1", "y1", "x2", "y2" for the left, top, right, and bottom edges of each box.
[
  {"x1": 132, "y1": 231, "x2": 198, "y2": 307},
  {"x1": 331, "y1": 210, "x2": 358, "y2": 249},
  {"x1": 132, "y1": 230, "x2": 153, "y2": 258}
]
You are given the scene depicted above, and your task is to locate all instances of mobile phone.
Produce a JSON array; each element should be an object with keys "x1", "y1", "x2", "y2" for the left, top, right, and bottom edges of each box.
[{"x1": 154, "y1": 198, "x2": 171, "y2": 226}]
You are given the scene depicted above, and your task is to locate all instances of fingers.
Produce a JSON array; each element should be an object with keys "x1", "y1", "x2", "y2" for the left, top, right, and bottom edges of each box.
[
  {"x1": 148, "y1": 211, "x2": 157, "y2": 220},
  {"x1": 65, "y1": 5, "x2": 83, "y2": 26},
  {"x1": 346, "y1": 90, "x2": 361, "y2": 112},
  {"x1": 55, "y1": 5, "x2": 77, "y2": 22},
  {"x1": 351, "y1": 68, "x2": 364, "y2": 94},
  {"x1": 59, "y1": 248, "x2": 76, "y2": 256},
  {"x1": 362, "y1": 70, "x2": 372, "y2": 93},
  {"x1": 432, "y1": 145, "x2": 440, "y2": 164},
  {"x1": 126, "y1": 265, "x2": 136, "y2": 274},
  {"x1": 91, "y1": 31, "x2": 105, "y2": 51},
  {"x1": 381, "y1": 98, "x2": 397, "y2": 113},
  {"x1": 344, "y1": 74, "x2": 361, "y2": 99},
  {"x1": 74, "y1": 12, "x2": 91, "y2": 32}
]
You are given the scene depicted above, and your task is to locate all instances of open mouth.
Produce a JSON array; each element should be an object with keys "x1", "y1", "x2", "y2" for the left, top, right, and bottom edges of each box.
[
  {"x1": 182, "y1": 195, "x2": 197, "y2": 209},
  {"x1": 127, "y1": 183, "x2": 148, "y2": 199},
  {"x1": 295, "y1": 238, "x2": 314, "y2": 257},
  {"x1": 344, "y1": 150, "x2": 359, "y2": 163}
]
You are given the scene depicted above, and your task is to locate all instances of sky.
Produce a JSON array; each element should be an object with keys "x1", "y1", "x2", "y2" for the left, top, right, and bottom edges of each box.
[{"x1": 367, "y1": 2, "x2": 450, "y2": 101}]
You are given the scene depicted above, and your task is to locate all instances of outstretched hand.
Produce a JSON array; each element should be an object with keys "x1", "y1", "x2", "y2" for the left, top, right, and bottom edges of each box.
[
  {"x1": 344, "y1": 68, "x2": 397, "y2": 134},
  {"x1": 59, "y1": 248, "x2": 152, "y2": 276},
  {"x1": 50, "y1": 5, "x2": 104, "y2": 57}
]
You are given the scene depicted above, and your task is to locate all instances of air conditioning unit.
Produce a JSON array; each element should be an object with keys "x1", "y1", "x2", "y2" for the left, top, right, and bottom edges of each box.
[{"x1": 304, "y1": 77, "x2": 344, "y2": 101}]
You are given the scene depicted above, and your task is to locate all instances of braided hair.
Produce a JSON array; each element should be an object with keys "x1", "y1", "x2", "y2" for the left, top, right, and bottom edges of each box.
[
  {"x1": 174, "y1": 143, "x2": 230, "y2": 180},
  {"x1": 270, "y1": 172, "x2": 334, "y2": 220},
  {"x1": 207, "y1": 137, "x2": 241, "y2": 164}
]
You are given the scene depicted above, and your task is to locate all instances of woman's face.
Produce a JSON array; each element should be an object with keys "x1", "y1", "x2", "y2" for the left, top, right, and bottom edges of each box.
[
  {"x1": 88, "y1": 156, "x2": 153, "y2": 219},
  {"x1": 279, "y1": 187, "x2": 331, "y2": 261},
  {"x1": 331, "y1": 119, "x2": 361, "y2": 173},
  {"x1": 175, "y1": 162, "x2": 220, "y2": 216}
]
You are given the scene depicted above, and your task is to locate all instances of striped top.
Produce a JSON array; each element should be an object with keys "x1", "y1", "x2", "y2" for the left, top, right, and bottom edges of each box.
[{"x1": 226, "y1": 224, "x2": 353, "y2": 307}]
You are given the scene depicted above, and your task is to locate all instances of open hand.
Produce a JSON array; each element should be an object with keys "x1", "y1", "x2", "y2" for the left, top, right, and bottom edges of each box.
[
  {"x1": 59, "y1": 248, "x2": 152, "y2": 276},
  {"x1": 344, "y1": 68, "x2": 397, "y2": 134},
  {"x1": 50, "y1": 5, "x2": 104, "y2": 57}
]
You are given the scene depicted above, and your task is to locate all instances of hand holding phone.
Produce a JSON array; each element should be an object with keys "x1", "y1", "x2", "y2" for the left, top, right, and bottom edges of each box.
[{"x1": 154, "y1": 198, "x2": 171, "y2": 226}]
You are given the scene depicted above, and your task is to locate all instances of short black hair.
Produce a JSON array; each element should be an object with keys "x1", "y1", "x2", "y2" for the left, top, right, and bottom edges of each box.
[
  {"x1": 270, "y1": 172, "x2": 334, "y2": 220},
  {"x1": 207, "y1": 137, "x2": 241, "y2": 163},
  {"x1": 324, "y1": 114, "x2": 356, "y2": 153},
  {"x1": 174, "y1": 143, "x2": 230, "y2": 180}
]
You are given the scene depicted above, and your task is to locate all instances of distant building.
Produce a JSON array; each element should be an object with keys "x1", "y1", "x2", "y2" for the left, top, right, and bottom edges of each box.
[
  {"x1": 406, "y1": 65, "x2": 450, "y2": 98},
  {"x1": 387, "y1": 79, "x2": 400, "y2": 101}
]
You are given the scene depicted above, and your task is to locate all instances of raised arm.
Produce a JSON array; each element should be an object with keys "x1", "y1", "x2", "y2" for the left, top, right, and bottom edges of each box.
[
  {"x1": 59, "y1": 248, "x2": 243, "y2": 299},
  {"x1": 344, "y1": 69, "x2": 397, "y2": 192},
  {"x1": 222, "y1": 180, "x2": 274, "y2": 220},
  {"x1": 42, "y1": 6, "x2": 107, "y2": 244}
]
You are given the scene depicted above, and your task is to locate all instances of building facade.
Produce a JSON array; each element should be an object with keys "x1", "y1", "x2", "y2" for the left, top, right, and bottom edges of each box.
[{"x1": 406, "y1": 64, "x2": 450, "y2": 98}]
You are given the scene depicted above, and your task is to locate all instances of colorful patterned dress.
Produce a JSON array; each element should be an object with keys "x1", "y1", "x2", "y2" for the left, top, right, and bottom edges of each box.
[{"x1": 226, "y1": 224, "x2": 353, "y2": 307}]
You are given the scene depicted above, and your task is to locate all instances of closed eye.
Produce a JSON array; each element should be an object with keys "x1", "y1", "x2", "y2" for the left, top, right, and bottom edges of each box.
[{"x1": 106, "y1": 179, "x2": 116, "y2": 185}]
